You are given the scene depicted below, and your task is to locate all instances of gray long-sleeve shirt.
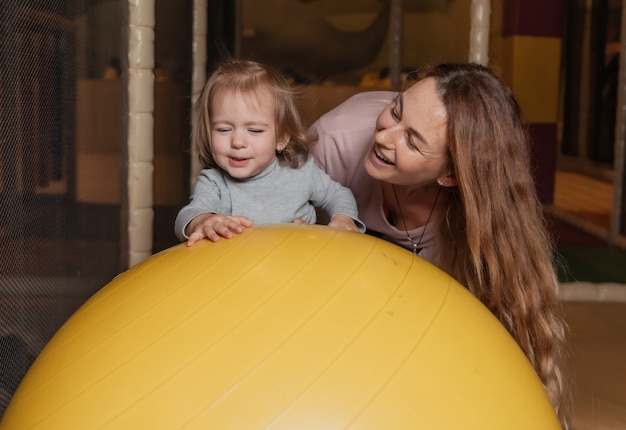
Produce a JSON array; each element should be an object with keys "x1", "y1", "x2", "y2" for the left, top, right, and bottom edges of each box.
[{"x1": 175, "y1": 157, "x2": 365, "y2": 241}]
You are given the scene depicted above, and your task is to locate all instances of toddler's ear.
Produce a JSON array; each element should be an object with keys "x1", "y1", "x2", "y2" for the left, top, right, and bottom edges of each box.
[{"x1": 277, "y1": 134, "x2": 290, "y2": 152}]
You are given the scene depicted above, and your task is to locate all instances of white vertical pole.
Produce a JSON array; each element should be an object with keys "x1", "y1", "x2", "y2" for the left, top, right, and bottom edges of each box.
[
  {"x1": 469, "y1": 0, "x2": 491, "y2": 65},
  {"x1": 123, "y1": 0, "x2": 155, "y2": 268},
  {"x1": 190, "y1": 0, "x2": 207, "y2": 185},
  {"x1": 609, "y1": 0, "x2": 626, "y2": 244}
]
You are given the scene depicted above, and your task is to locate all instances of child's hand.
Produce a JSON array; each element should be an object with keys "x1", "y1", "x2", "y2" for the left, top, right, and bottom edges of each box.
[
  {"x1": 186, "y1": 213, "x2": 253, "y2": 246},
  {"x1": 328, "y1": 214, "x2": 359, "y2": 232}
]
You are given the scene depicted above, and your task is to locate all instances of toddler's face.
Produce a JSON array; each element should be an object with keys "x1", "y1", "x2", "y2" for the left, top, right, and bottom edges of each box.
[{"x1": 210, "y1": 87, "x2": 286, "y2": 179}]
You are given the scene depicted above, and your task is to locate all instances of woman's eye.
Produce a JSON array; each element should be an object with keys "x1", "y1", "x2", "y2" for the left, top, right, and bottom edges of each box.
[
  {"x1": 390, "y1": 106, "x2": 400, "y2": 121},
  {"x1": 406, "y1": 135, "x2": 423, "y2": 153}
]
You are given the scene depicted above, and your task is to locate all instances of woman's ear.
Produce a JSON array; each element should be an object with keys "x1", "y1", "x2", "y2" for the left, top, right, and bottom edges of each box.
[{"x1": 437, "y1": 172, "x2": 457, "y2": 187}]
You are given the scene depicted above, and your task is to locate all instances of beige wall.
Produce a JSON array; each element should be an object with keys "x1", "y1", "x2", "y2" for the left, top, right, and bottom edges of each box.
[{"x1": 75, "y1": 80, "x2": 187, "y2": 205}]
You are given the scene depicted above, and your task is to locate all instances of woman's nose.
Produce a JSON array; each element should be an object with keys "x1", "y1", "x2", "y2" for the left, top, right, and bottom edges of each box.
[
  {"x1": 375, "y1": 108, "x2": 400, "y2": 146},
  {"x1": 375, "y1": 123, "x2": 401, "y2": 148}
]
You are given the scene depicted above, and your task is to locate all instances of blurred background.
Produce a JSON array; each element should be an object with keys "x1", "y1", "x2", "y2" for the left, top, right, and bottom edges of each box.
[{"x1": 0, "y1": 0, "x2": 624, "y2": 427}]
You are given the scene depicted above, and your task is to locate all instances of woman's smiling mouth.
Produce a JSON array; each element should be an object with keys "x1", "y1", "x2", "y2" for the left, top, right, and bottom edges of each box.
[{"x1": 374, "y1": 148, "x2": 394, "y2": 165}]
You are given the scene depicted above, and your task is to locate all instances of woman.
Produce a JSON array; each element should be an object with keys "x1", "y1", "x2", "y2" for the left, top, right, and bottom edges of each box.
[{"x1": 309, "y1": 63, "x2": 570, "y2": 427}]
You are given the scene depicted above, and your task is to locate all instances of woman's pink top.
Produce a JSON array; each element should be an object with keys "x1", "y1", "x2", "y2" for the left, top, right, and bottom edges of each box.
[{"x1": 309, "y1": 91, "x2": 438, "y2": 262}]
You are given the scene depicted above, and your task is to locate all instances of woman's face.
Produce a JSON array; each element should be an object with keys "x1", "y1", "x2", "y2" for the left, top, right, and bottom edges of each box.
[{"x1": 363, "y1": 77, "x2": 450, "y2": 188}]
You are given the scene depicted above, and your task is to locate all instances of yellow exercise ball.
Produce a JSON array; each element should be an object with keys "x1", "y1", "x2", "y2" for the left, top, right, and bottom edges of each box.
[{"x1": 1, "y1": 224, "x2": 560, "y2": 429}]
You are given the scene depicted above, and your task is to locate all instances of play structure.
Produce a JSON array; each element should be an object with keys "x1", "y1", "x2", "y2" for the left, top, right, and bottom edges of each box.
[
  {"x1": 2, "y1": 1, "x2": 625, "y2": 427},
  {"x1": 1, "y1": 225, "x2": 560, "y2": 429}
]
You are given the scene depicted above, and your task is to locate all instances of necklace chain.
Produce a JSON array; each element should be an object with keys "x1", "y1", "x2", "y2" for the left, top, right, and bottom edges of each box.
[{"x1": 391, "y1": 184, "x2": 441, "y2": 254}]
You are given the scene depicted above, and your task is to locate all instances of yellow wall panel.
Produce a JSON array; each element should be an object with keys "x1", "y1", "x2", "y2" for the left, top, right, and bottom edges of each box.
[{"x1": 501, "y1": 36, "x2": 561, "y2": 124}]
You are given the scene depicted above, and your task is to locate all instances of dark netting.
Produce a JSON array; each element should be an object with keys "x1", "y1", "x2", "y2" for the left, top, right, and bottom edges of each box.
[
  {"x1": 0, "y1": 0, "x2": 121, "y2": 416},
  {"x1": 0, "y1": 0, "x2": 191, "y2": 418},
  {"x1": 0, "y1": 0, "x2": 192, "y2": 417}
]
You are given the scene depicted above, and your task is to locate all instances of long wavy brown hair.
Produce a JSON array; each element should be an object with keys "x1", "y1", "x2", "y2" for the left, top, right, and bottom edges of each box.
[
  {"x1": 192, "y1": 59, "x2": 312, "y2": 169},
  {"x1": 417, "y1": 63, "x2": 570, "y2": 427}
]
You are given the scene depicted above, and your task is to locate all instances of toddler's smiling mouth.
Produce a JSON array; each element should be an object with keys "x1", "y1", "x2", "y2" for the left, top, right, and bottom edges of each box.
[{"x1": 228, "y1": 156, "x2": 250, "y2": 167}]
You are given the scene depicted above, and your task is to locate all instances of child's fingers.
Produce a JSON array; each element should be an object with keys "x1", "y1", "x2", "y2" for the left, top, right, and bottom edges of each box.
[
  {"x1": 187, "y1": 215, "x2": 252, "y2": 246},
  {"x1": 229, "y1": 216, "x2": 254, "y2": 227}
]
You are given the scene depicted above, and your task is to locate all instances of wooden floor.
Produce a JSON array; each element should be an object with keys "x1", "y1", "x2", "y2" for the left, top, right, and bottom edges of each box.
[
  {"x1": 563, "y1": 301, "x2": 626, "y2": 430},
  {"x1": 553, "y1": 171, "x2": 613, "y2": 229},
  {"x1": 548, "y1": 169, "x2": 626, "y2": 250},
  {"x1": 553, "y1": 171, "x2": 626, "y2": 429}
]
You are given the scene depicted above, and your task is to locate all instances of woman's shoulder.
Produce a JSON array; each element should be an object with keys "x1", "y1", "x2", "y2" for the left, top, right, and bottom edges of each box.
[
  {"x1": 343, "y1": 90, "x2": 397, "y2": 103},
  {"x1": 308, "y1": 91, "x2": 395, "y2": 182},
  {"x1": 311, "y1": 91, "x2": 397, "y2": 140},
  {"x1": 326, "y1": 90, "x2": 396, "y2": 115}
]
